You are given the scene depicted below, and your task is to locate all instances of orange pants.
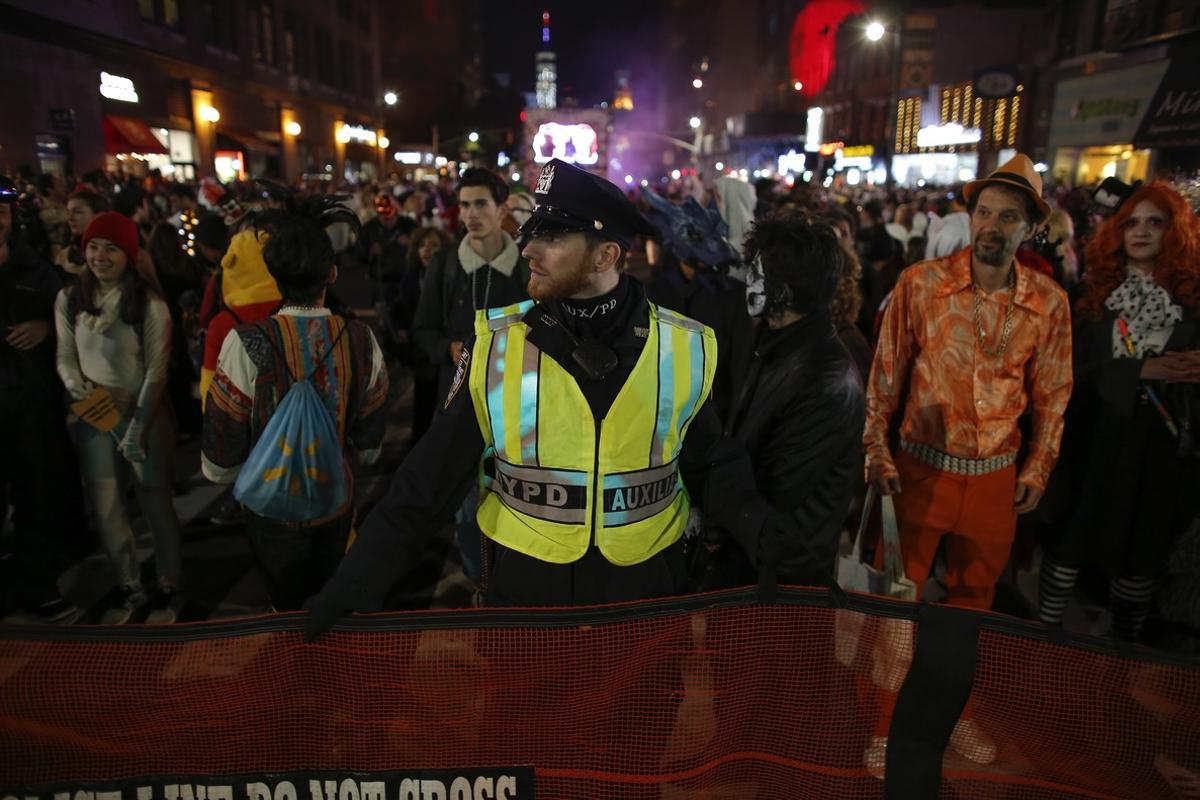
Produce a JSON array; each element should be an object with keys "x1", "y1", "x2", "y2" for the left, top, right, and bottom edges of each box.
[
  {"x1": 885, "y1": 448, "x2": 1018, "y2": 610},
  {"x1": 870, "y1": 448, "x2": 1018, "y2": 735}
]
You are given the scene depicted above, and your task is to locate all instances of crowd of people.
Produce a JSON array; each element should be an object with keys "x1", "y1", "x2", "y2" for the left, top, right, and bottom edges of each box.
[{"x1": 1, "y1": 154, "x2": 1198, "y2": 673}]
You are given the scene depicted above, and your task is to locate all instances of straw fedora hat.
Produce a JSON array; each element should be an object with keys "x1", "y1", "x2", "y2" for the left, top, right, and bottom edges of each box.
[{"x1": 963, "y1": 153, "x2": 1052, "y2": 225}]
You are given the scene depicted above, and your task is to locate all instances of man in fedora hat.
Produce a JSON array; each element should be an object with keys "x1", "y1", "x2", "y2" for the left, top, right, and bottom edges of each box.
[{"x1": 861, "y1": 154, "x2": 1073, "y2": 767}]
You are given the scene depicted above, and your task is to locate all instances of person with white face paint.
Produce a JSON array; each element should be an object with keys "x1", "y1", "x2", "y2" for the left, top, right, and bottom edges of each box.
[{"x1": 689, "y1": 209, "x2": 864, "y2": 591}]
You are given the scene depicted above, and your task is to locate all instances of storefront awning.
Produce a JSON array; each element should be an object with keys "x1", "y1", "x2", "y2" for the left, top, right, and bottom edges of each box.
[
  {"x1": 102, "y1": 115, "x2": 168, "y2": 155},
  {"x1": 217, "y1": 130, "x2": 279, "y2": 155},
  {"x1": 1134, "y1": 55, "x2": 1200, "y2": 148}
]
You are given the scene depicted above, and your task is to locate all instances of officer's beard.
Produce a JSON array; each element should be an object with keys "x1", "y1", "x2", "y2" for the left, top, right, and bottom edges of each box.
[{"x1": 527, "y1": 258, "x2": 594, "y2": 303}]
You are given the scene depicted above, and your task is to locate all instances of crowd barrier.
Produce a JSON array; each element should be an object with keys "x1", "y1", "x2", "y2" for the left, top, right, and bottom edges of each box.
[{"x1": 1, "y1": 587, "x2": 1198, "y2": 799}]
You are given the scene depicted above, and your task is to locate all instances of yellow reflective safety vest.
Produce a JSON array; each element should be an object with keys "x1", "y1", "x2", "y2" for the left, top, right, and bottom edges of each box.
[{"x1": 467, "y1": 300, "x2": 718, "y2": 566}]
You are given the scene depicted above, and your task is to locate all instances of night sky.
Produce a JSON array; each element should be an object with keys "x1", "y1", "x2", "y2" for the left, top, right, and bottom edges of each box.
[{"x1": 483, "y1": 0, "x2": 663, "y2": 107}]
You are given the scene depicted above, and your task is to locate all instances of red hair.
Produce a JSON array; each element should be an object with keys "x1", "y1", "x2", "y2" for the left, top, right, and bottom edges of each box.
[{"x1": 1078, "y1": 182, "x2": 1200, "y2": 321}]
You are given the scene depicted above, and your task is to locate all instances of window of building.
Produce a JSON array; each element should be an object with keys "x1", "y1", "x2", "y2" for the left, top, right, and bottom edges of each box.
[
  {"x1": 895, "y1": 97, "x2": 921, "y2": 154},
  {"x1": 315, "y1": 30, "x2": 334, "y2": 86},
  {"x1": 339, "y1": 42, "x2": 354, "y2": 92},
  {"x1": 204, "y1": 0, "x2": 237, "y2": 51},
  {"x1": 1102, "y1": 0, "x2": 1155, "y2": 47},
  {"x1": 360, "y1": 53, "x2": 372, "y2": 99},
  {"x1": 338, "y1": 0, "x2": 353, "y2": 21},
  {"x1": 283, "y1": 13, "x2": 297, "y2": 74},
  {"x1": 138, "y1": 0, "x2": 181, "y2": 31},
  {"x1": 261, "y1": 3, "x2": 275, "y2": 66},
  {"x1": 250, "y1": 2, "x2": 276, "y2": 66}
]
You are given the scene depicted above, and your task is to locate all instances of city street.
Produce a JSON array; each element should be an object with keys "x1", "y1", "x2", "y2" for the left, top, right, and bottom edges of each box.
[{"x1": 0, "y1": 256, "x2": 475, "y2": 625}]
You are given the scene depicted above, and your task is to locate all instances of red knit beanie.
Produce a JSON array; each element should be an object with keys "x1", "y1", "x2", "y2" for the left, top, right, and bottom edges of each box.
[{"x1": 82, "y1": 211, "x2": 139, "y2": 264}]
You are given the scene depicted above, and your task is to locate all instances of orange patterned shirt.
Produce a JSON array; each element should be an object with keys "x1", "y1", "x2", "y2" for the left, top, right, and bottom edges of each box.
[{"x1": 864, "y1": 247, "x2": 1073, "y2": 491}]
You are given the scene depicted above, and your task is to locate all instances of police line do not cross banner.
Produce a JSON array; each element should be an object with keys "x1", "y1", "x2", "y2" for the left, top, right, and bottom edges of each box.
[{"x1": 6, "y1": 771, "x2": 535, "y2": 800}]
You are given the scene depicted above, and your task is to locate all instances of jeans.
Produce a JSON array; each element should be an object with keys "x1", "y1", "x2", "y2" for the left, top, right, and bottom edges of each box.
[{"x1": 244, "y1": 509, "x2": 353, "y2": 611}]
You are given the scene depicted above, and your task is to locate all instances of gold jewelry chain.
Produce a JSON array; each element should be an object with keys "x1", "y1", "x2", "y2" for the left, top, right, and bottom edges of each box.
[{"x1": 972, "y1": 268, "x2": 1017, "y2": 358}]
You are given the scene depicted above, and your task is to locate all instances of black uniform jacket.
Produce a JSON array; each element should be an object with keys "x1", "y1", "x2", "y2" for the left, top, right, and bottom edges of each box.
[
  {"x1": 0, "y1": 238, "x2": 62, "y2": 402},
  {"x1": 312, "y1": 276, "x2": 762, "y2": 610}
]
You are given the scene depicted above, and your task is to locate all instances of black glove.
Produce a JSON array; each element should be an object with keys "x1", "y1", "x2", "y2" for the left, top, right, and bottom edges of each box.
[{"x1": 302, "y1": 592, "x2": 353, "y2": 643}]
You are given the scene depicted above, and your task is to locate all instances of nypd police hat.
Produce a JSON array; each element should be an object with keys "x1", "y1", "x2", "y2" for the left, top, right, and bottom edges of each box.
[{"x1": 519, "y1": 158, "x2": 656, "y2": 251}]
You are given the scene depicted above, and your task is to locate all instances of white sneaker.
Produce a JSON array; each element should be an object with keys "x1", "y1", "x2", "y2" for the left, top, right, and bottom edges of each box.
[
  {"x1": 950, "y1": 718, "x2": 997, "y2": 764},
  {"x1": 101, "y1": 585, "x2": 147, "y2": 624},
  {"x1": 145, "y1": 586, "x2": 183, "y2": 624},
  {"x1": 863, "y1": 736, "x2": 887, "y2": 779},
  {"x1": 1155, "y1": 753, "x2": 1200, "y2": 799}
]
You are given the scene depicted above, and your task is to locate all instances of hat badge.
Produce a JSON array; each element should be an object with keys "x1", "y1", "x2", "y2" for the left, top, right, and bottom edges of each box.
[{"x1": 535, "y1": 164, "x2": 556, "y2": 195}]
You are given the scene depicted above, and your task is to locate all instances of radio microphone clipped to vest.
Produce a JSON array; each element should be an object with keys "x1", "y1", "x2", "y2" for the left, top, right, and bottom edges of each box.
[{"x1": 539, "y1": 305, "x2": 619, "y2": 381}]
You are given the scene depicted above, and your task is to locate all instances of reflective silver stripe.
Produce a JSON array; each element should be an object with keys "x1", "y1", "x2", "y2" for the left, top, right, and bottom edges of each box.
[
  {"x1": 602, "y1": 460, "x2": 681, "y2": 527},
  {"x1": 519, "y1": 340, "x2": 540, "y2": 464},
  {"x1": 486, "y1": 329, "x2": 509, "y2": 458},
  {"x1": 655, "y1": 306, "x2": 704, "y2": 332},
  {"x1": 486, "y1": 300, "x2": 535, "y2": 330},
  {"x1": 900, "y1": 439, "x2": 1017, "y2": 475},
  {"x1": 496, "y1": 459, "x2": 586, "y2": 486},
  {"x1": 486, "y1": 312, "x2": 526, "y2": 331},
  {"x1": 490, "y1": 459, "x2": 588, "y2": 525},
  {"x1": 650, "y1": 316, "x2": 674, "y2": 467},
  {"x1": 493, "y1": 492, "x2": 587, "y2": 525},
  {"x1": 605, "y1": 460, "x2": 677, "y2": 489}
]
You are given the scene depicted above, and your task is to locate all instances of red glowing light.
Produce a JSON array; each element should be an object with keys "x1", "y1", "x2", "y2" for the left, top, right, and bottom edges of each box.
[{"x1": 788, "y1": 0, "x2": 865, "y2": 98}]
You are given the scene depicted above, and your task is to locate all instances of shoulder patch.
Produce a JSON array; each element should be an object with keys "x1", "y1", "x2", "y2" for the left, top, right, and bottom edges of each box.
[{"x1": 444, "y1": 346, "x2": 471, "y2": 410}]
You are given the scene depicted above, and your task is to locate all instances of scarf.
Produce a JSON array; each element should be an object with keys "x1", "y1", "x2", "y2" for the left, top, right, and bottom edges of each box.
[
  {"x1": 458, "y1": 232, "x2": 519, "y2": 278},
  {"x1": 1106, "y1": 267, "x2": 1182, "y2": 358},
  {"x1": 79, "y1": 286, "x2": 123, "y2": 335}
]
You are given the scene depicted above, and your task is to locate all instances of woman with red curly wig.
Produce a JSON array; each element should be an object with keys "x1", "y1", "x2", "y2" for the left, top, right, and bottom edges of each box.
[{"x1": 1039, "y1": 182, "x2": 1200, "y2": 641}]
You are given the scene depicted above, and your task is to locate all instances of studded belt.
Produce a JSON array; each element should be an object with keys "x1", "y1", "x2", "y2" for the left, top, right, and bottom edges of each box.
[{"x1": 900, "y1": 439, "x2": 1017, "y2": 476}]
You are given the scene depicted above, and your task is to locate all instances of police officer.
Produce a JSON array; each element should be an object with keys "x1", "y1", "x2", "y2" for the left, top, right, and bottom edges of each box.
[
  {"x1": 0, "y1": 177, "x2": 82, "y2": 620},
  {"x1": 305, "y1": 160, "x2": 776, "y2": 636}
]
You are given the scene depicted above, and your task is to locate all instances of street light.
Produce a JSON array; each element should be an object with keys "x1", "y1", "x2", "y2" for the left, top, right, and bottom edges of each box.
[
  {"x1": 378, "y1": 136, "x2": 390, "y2": 149},
  {"x1": 284, "y1": 120, "x2": 301, "y2": 137},
  {"x1": 688, "y1": 116, "x2": 702, "y2": 129},
  {"x1": 866, "y1": 20, "x2": 886, "y2": 41},
  {"x1": 793, "y1": 80, "x2": 803, "y2": 92},
  {"x1": 692, "y1": 78, "x2": 703, "y2": 89},
  {"x1": 468, "y1": 131, "x2": 480, "y2": 143},
  {"x1": 383, "y1": 91, "x2": 398, "y2": 106},
  {"x1": 200, "y1": 105, "x2": 220, "y2": 123}
]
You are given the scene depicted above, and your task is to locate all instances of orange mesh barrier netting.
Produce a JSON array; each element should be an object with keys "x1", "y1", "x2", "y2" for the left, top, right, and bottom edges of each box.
[{"x1": 1, "y1": 588, "x2": 1198, "y2": 799}]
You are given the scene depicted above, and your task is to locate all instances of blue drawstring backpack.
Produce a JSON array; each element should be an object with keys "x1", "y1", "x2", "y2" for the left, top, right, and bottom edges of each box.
[{"x1": 234, "y1": 321, "x2": 348, "y2": 522}]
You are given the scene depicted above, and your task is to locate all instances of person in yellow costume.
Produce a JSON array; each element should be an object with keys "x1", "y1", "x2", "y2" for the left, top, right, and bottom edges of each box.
[
  {"x1": 305, "y1": 160, "x2": 801, "y2": 637},
  {"x1": 199, "y1": 226, "x2": 281, "y2": 406}
]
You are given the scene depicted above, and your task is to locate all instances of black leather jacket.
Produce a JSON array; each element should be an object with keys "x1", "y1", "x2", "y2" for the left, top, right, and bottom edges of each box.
[{"x1": 724, "y1": 312, "x2": 866, "y2": 585}]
